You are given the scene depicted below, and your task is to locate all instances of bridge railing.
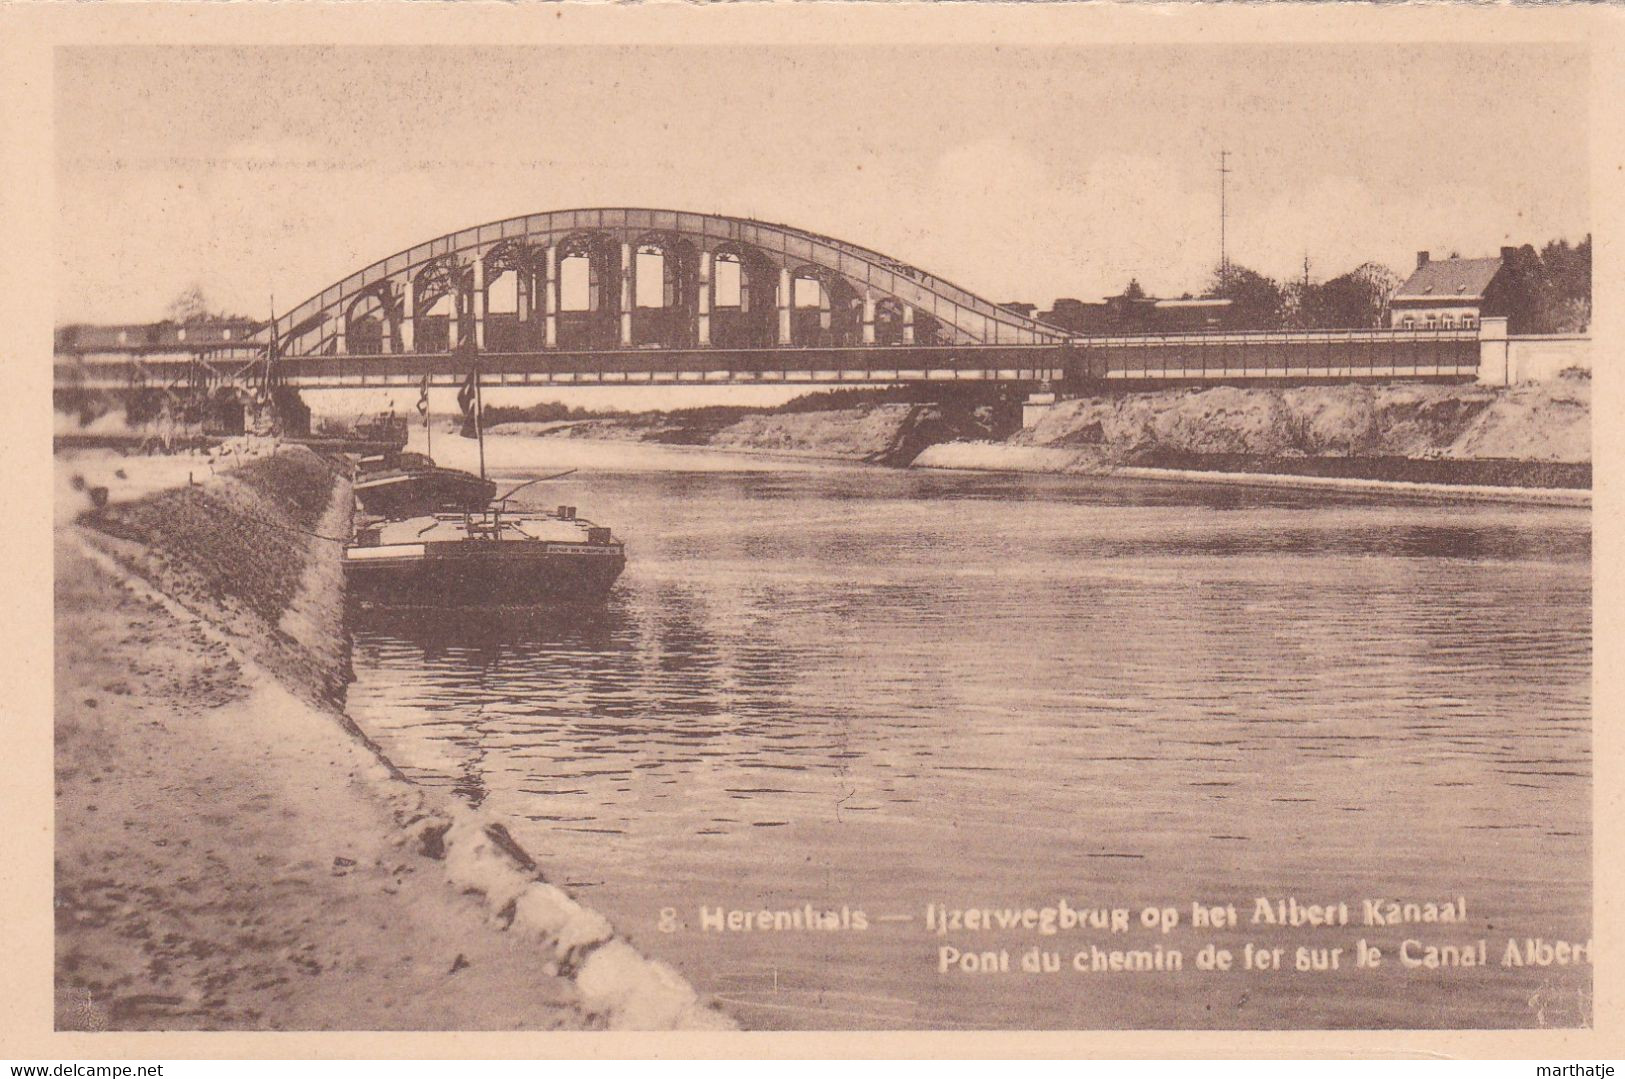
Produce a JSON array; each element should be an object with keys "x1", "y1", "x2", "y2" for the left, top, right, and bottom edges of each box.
[
  {"x1": 1068, "y1": 327, "x2": 1482, "y2": 382},
  {"x1": 56, "y1": 325, "x2": 1500, "y2": 391}
]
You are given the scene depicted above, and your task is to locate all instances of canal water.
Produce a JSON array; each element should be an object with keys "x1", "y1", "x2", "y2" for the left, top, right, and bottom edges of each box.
[{"x1": 345, "y1": 439, "x2": 1591, "y2": 1030}]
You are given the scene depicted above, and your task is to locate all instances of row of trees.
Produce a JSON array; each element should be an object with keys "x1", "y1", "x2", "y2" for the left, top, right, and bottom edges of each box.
[
  {"x1": 1195, "y1": 234, "x2": 1590, "y2": 333},
  {"x1": 1195, "y1": 261, "x2": 1400, "y2": 332}
]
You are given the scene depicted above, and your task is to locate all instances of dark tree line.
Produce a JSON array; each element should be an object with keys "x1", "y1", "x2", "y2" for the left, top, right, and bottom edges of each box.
[{"x1": 1501, "y1": 237, "x2": 1592, "y2": 334}]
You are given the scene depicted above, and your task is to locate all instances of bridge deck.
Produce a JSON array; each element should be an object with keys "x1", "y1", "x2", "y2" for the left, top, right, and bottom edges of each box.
[{"x1": 54, "y1": 330, "x2": 1484, "y2": 392}]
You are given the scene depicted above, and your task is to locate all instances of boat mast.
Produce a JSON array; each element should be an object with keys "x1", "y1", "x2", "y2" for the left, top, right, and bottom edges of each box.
[
  {"x1": 474, "y1": 355, "x2": 485, "y2": 481},
  {"x1": 423, "y1": 371, "x2": 432, "y2": 459}
]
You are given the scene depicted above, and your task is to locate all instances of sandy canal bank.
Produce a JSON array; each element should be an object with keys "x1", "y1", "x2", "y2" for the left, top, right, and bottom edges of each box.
[
  {"x1": 54, "y1": 446, "x2": 731, "y2": 1031},
  {"x1": 923, "y1": 377, "x2": 1591, "y2": 504},
  {"x1": 504, "y1": 400, "x2": 1004, "y2": 466},
  {"x1": 479, "y1": 377, "x2": 1591, "y2": 502},
  {"x1": 911, "y1": 442, "x2": 1592, "y2": 506}
]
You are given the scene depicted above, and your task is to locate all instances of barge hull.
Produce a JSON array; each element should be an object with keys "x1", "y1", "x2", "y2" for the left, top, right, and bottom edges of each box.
[{"x1": 345, "y1": 547, "x2": 625, "y2": 606}]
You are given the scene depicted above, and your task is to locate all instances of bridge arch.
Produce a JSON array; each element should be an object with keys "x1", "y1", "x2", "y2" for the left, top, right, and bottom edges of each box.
[
  {"x1": 270, "y1": 208, "x2": 1067, "y2": 357},
  {"x1": 479, "y1": 241, "x2": 532, "y2": 352},
  {"x1": 706, "y1": 241, "x2": 780, "y2": 349},
  {"x1": 341, "y1": 284, "x2": 399, "y2": 356},
  {"x1": 630, "y1": 231, "x2": 699, "y2": 349}
]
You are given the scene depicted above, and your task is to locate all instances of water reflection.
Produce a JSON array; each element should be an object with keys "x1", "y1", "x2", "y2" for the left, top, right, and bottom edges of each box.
[
  {"x1": 345, "y1": 457, "x2": 1591, "y2": 1030},
  {"x1": 354, "y1": 601, "x2": 633, "y2": 663}
]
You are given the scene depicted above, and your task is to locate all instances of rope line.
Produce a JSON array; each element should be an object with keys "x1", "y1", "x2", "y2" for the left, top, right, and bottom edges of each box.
[
  {"x1": 223, "y1": 506, "x2": 353, "y2": 544},
  {"x1": 154, "y1": 488, "x2": 355, "y2": 544}
]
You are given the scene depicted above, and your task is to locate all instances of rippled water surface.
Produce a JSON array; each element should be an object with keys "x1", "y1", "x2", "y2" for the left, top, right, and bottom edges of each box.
[{"x1": 347, "y1": 441, "x2": 1591, "y2": 1030}]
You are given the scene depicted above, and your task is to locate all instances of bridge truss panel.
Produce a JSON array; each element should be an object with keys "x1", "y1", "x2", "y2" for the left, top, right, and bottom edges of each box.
[{"x1": 268, "y1": 208, "x2": 1071, "y2": 357}]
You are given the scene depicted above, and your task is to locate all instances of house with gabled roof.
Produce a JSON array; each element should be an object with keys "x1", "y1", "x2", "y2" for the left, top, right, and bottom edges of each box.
[{"x1": 1388, "y1": 248, "x2": 1515, "y2": 331}]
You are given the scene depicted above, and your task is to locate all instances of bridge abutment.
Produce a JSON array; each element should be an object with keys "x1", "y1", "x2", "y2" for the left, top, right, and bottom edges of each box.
[{"x1": 1021, "y1": 388, "x2": 1060, "y2": 430}]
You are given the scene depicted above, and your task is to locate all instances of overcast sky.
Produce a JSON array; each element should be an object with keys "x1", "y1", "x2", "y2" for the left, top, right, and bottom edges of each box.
[{"x1": 56, "y1": 43, "x2": 1589, "y2": 325}]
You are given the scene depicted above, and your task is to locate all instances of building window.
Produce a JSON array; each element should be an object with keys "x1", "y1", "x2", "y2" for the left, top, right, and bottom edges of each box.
[
  {"x1": 1442, "y1": 315, "x2": 1455, "y2": 329},
  {"x1": 1462, "y1": 315, "x2": 1476, "y2": 329},
  {"x1": 177, "y1": 327, "x2": 187, "y2": 342},
  {"x1": 222, "y1": 328, "x2": 233, "y2": 340},
  {"x1": 117, "y1": 330, "x2": 128, "y2": 344},
  {"x1": 1425, "y1": 315, "x2": 1437, "y2": 330},
  {"x1": 1402, "y1": 317, "x2": 1415, "y2": 330}
]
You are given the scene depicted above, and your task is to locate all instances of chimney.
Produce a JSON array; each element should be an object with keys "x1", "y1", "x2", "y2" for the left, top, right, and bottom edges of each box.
[
  {"x1": 1500, "y1": 246, "x2": 1517, "y2": 262},
  {"x1": 1416, "y1": 251, "x2": 1430, "y2": 269}
]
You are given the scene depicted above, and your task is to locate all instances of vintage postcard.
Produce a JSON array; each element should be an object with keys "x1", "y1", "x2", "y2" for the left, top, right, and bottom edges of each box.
[{"x1": 3, "y1": 1, "x2": 1621, "y2": 1061}]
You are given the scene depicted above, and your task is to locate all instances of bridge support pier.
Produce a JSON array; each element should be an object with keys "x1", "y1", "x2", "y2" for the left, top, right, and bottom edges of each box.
[
  {"x1": 902, "y1": 304, "x2": 915, "y2": 345},
  {"x1": 862, "y1": 293, "x2": 876, "y2": 345},
  {"x1": 472, "y1": 257, "x2": 487, "y2": 350},
  {"x1": 544, "y1": 245, "x2": 558, "y2": 348},
  {"x1": 448, "y1": 288, "x2": 460, "y2": 350},
  {"x1": 777, "y1": 268, "x2": 792, "y2": 345},
  {"x1": 1021, "y1": 390, "x2": 1060, "y2": 430},
  {"x1": 400, "y1": 279, "x2": 415, "y2": 352},
  {"x1": 697, "y1": 250, "x2": 712, "y2": 346},
  {"x1": 619, "y1": 242, "x2": 634, "y2": 347}
]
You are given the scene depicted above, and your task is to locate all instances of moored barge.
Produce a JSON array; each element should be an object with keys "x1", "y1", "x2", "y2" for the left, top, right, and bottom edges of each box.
[
  {"x1": 343, "y1": 505, "x2": 626, "y2": 606},
  {"x1": 352, "y1": 451, "x2": 497, "y2": 517}
]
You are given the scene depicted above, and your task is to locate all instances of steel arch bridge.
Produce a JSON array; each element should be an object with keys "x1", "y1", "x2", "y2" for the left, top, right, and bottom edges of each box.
[
  {"x1": 54, "y1": 207, "x2": 1487, "y2": 399},
  {"x1": 253, "y1": 207, "x2": 1072, "y2": 389}
]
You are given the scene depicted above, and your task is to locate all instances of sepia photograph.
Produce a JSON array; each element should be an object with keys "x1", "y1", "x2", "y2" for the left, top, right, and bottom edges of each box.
[{"x1": 7, "y1": 2, "x2": 1618, "y2": 1060}]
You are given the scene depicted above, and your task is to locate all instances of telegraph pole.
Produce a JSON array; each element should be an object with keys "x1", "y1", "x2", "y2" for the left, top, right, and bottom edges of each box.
[{"x1": 1218, "y1": 149, "x2": 1231, "y2": 276}]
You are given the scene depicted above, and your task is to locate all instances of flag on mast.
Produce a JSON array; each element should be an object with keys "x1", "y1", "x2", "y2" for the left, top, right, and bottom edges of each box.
[
  {"x1": 457, "y1": 356, "x2": 480, "y2": 440},
  {"x1": 418, "y1": 372, "x2": 432, "y2": 456}
]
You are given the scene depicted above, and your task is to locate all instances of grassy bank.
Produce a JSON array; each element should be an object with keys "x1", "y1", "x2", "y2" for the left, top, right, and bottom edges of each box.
[
  {"x1": 80, "y1": 449, "x2": 351, "y2": 703},
  {"x1": 55, "y1": 448, "x2": 731, "y2": 1031}
]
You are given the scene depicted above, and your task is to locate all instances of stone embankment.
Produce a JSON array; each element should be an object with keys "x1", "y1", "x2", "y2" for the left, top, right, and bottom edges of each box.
[{"x1": 55, "y1": 445, "x2": 732, "y2": 1031}]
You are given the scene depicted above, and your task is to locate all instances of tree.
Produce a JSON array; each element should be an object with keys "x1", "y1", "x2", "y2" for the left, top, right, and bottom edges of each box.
[
  {"x1": 1203, "y1": 262, "x2": 1285, "y2": 330},
  {"x1": 164, "y1": 285, "x2": 250, "y2": 324},
  {"x1": 1535, "y1": 235, "x2": 1591, "y2": 332},
  {"x1": 1300, "y1": 262, "x2": 1400, "y2": 329},
  {"x1": 1482, "y1": 236, "x2": 1591, "y2": 334},
  {"x1": 1121, "y1": 277, "x2": 1146, "y2": 301}
]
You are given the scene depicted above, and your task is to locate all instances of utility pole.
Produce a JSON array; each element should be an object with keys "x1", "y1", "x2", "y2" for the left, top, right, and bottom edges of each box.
[
  {"x1": 1218, "y1": 149, "x2": 1231, "y2": 277},
  {"x1": 1301, "y1": 253, "x2": 1311, "y2": 329}
]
